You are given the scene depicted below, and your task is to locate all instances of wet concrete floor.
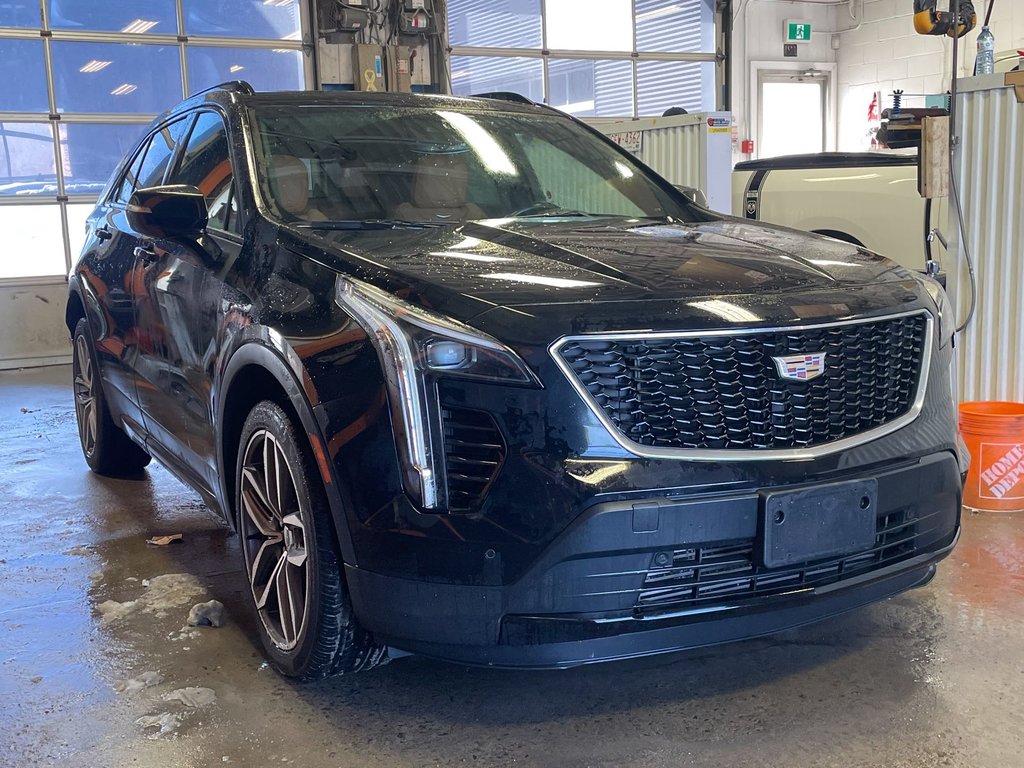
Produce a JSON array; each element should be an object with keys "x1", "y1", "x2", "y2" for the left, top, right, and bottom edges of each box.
[{"x1": 1, "y1": 365, "x2": 1023, "y2": 767}]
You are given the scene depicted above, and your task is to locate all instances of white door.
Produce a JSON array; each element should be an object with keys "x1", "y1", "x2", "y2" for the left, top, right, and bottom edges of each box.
[{"x1": 757, "y1": 71, "x2": 828, "y2": 158}]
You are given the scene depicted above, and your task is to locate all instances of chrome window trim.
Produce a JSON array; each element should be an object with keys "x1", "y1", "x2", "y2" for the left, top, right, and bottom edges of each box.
[{"x1": 548, "y1": 309, "x2": 935, "y2": 462}]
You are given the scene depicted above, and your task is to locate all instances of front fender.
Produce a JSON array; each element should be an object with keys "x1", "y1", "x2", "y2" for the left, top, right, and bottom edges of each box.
[{"x1": 216, "y1": 336, "x2": 360, "y2": 565}]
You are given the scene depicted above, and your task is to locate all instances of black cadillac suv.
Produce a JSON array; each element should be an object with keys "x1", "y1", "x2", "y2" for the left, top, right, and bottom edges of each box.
[{"x1": 67, "y1": 82, "x2": 964, "y2": 679}]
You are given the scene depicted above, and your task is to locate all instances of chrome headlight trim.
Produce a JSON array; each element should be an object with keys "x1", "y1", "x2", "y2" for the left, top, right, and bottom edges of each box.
[{"x1": 336, "y1": 276, "x2": 539, "y2": 510}]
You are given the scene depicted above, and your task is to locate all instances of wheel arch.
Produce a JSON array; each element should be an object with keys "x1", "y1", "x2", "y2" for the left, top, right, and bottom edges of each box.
[
  {"x1": 217, "y1": 341, "x2": 358, "y2": 565},
  {"x1": 65, "y1": 287, "x2": 86, "y2": 335}
]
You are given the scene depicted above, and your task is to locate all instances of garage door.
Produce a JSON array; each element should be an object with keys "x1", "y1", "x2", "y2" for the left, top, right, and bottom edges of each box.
[{"x1": 0, "y1": 0, "x2": 312, "y2": 282}]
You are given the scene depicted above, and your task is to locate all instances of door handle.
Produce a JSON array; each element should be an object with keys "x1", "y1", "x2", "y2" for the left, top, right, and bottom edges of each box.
[
  {"x1": 133, "y1": 243, "x2": 157, "y2": 263},
  {"x1": 95, "y1": 227, "x2": 112, "y2": 241}
]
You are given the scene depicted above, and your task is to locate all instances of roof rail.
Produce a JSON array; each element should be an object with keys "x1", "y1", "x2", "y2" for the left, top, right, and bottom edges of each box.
[
  {"x1": 191, "y1": 80, "x2": 255, "y2": 98},
  {"x1": 470, "y1": 91, "x2": 535, "y2": 105}
]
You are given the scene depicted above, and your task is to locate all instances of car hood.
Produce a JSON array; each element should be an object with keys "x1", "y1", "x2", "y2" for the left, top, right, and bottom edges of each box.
[{"x1": 282, "y1": 215, "x2": 918, "y2": 319}]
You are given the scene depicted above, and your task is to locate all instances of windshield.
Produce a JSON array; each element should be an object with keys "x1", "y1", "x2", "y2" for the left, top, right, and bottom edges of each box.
[{"x1": 251, "y1": 104, "x2": 699, "y2": 226}]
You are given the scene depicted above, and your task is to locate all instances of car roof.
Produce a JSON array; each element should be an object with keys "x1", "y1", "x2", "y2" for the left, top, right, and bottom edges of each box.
[{"x1": 160, "y1": 81, "x2": 553, "y2": 122}]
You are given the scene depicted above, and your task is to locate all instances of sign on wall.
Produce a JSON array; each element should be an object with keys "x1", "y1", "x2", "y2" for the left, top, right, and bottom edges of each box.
[
  {"x1": 607, "y1": 130, "x2": 643, "y2": 153},
  {"x1": 785, "y1": 20, "x2": 812, "y2": 44}
]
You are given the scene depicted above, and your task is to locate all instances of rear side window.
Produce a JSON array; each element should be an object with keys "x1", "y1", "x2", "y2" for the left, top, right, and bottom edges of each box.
[
  {"x1": 169, "y1": 111, "x2": 239, "y2": 233},
  {"x1": 115, "y1": 116, "x2": 191, "y2": 203}
]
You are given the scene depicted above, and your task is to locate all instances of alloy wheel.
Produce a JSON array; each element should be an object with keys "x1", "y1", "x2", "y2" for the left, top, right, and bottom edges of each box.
[
  {"x1": 73, "y1": 334, "x2": 98, "y2": 457},
  {"x1": 239, "y1": 429, "x2": 310, "y2": 651}
]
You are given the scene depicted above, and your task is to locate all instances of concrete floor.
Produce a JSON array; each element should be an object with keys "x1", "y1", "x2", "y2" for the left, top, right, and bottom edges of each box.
[{"x1": 2, "y1": 366, "x2": 1022, "y2": 768}]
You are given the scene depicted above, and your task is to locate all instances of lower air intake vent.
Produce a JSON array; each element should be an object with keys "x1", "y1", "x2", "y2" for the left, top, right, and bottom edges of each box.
[
  {"x1": 635, "y1": 508, "x2": 920, "y2": 615},
  {"x1": 443, "y1": 408, "x2": 505, "y2": 514}
]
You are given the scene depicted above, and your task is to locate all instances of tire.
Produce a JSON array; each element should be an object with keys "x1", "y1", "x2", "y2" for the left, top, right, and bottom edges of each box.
[
  {"x1": 72, "y1": 318, "x2": 151, "y2": 476},
  {"x1": 235, "y1": 400, "x2": 386, "y2": 680}
]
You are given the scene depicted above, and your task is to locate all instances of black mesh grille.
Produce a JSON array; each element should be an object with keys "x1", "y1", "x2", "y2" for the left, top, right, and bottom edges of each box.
[
  {"x1": 558, "y1": 314, "x2": 928, "y2": 451},
  {"x1": 443, "y1": 408, "x2": 505, "y2": 514},
  {"x1": 636, "y1": 508, "x2": 921, "y2": 615}
]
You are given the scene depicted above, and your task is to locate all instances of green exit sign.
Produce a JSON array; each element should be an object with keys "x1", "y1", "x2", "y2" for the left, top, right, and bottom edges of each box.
[{"x1": 785, "y1": 20, "x2": 812, "y2": 43}]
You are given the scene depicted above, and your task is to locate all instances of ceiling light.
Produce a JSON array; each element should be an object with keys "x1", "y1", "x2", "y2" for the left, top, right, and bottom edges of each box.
[
  {"x1": 110, "y1": 83, "x2": 138, "y2": 96},
  {"x1": 120, "y1": 19, "x2": 158, "y2": 34},
  {"x1": 271, "y1": 48, "x2": 291, "y2": 53},
  {"x1": 229, "y1": 65, "x2": 245, "y2": 73},
  {"x1": 429, "y1": 251, "x2": 509, "y2": 263},
  {"x1": 687, "y1": 299, "x2": 761, "y2": 323},
  {"x1": 265, "y1": 0, "x2": 293, "y2": 6},
  {"x1": 450, "y1": 236, "x2": 482, "y2": 250},
  {"x1": 481, "y1": 273, "x2": 601, "y2": 289},
  {"x1": 613, "y1": 161, "x2": 634, "y2": 179},
  {"x1": 79, "y1": 59, "x2": 112, "y2": 73},
  {"x1": 435, "y1": 110, "x2": 517, "y2": 176}
]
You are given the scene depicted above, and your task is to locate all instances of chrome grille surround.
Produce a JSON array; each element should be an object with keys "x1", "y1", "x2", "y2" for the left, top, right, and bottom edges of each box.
[{"x1": 548, "y1": 310, "x2": 934, "y2": 461}]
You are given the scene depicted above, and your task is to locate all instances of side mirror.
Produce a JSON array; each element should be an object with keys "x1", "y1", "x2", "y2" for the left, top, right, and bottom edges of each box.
[
  {"x1": 126, "y1": 185, "x2": 208, "y2": 240},
  {"x1": 674, "y1": 184, "x2": 708, "y2": 208}
]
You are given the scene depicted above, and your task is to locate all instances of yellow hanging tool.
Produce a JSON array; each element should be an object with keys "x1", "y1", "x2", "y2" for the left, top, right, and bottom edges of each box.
[{"x1": 913, "y1": 0, "x2": 977, "y2": 37}]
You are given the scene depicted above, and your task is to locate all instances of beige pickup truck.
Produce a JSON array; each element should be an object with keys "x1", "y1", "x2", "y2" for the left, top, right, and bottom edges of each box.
[{"x1": 732, "y1": 152, "x2": 948, "y2": 279}]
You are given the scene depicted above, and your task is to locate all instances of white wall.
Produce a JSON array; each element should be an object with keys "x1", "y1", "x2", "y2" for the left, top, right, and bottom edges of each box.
[
  {"x1": 0, "y1": 279, "x2": 70, "y2": 370},
  {"x1": 731, "y1": 0, "x2": 840, "y2": 158},
  {"x1": 834, "y1": 0, "x2": 1024, "y2": 149}
]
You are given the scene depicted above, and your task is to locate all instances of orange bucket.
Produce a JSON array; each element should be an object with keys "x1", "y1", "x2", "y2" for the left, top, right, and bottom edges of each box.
[{"x1": 959, "y1": 401, "x2": 1024, "y2": 512}]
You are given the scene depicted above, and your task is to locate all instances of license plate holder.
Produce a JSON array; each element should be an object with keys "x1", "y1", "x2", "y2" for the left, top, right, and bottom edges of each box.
[{"x1": 760, "y1": 478, "x2": 878, "y2": 569}]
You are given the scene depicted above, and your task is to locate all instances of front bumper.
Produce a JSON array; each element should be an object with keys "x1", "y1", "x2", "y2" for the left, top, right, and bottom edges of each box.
[{"x1": 346, "y1": 451, "x2": 962, "y2": 667}]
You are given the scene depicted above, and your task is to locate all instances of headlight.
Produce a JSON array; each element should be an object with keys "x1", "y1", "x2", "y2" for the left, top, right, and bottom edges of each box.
[
  {"x1": 336, "y1": 276, "x2": 540, "y2": 510},
  {"x1": 921, "y1": 276, "x2": 956, "y2": 349}
]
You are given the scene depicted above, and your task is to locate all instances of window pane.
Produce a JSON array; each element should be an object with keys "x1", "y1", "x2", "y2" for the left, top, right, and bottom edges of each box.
[
  {"x1": 136, "y1": 117, "x2": 193, "y2": 189},
  {"x1": 548, "y1": 59, "x2": 632, "y2": 117},
  {"x1": 0, "y1": 123, "x2": 56, "y2": 197},
  {"x1": 46, "y1": 0, "x2": 177, "y2": 35},
  {"x1": 170, "y1": 112, "x2": 238, "y2": 232},
  {"x1": 637, "y1": 60, "x2": 715, "y2": 116},
  {"x1": 60, "y1": 123, "x2": 149, "y2": 197},
  {"x1": 0, "y1": 39, "x2": 49, "y2": 112},
  {"x1": 450, "y1": 56, "x2": 543, "y2": 102},
  {"x1": 761, "y1": 81, "x2": 824, "y2": 157},
  {"x1": 67, "y1": 202, "x2": 96, "y2": 262},
  {"x1": 182, "y1": 0, "x2": 302, "y2": 40},
  {"x1": 635, "y1": 0, "x2": 715, "y2": 53},
  {"x1": 0, "y1": 1, "x2": 41, "y2": 27},
  {"x1": 447, "y1": 0, "x2": 542, "y2": 48},
  {"x1": 51, "y1": 41, "x2": 183, "y2": 114},
  {"x1": 187, "y1": 47, "x2": 304, "y2": 94},
  {"x1": 546, "y1": 0, "x2": 632, "y2": 52},
  {"x1": 0, "y1": 204, "x2": 66, "y2": 278}
]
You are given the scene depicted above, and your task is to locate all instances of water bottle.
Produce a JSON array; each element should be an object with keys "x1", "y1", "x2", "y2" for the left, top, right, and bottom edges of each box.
[{"x1": 977, "y1": 27, "x2": 995, "y2": 75}]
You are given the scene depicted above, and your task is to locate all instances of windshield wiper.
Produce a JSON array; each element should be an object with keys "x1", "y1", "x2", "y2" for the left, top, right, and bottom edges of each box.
[
  {"x1": 296, "y1": 219, "x2": 450, "y2": 230},
  {"x1": 510, "y1": 202, "x2": 594, "y2": 218}
]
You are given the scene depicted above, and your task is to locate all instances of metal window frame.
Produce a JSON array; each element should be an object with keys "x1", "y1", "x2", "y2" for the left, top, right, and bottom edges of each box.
[
  {"x1": 548, "y1": 309, "x2": 935, "y2": 462},
  {"x1": 0, "y1": 0, "x2": 313, "y2": 284},
  {"x1": 448, "y1": 0, "x2": 719, "y2": 118}
]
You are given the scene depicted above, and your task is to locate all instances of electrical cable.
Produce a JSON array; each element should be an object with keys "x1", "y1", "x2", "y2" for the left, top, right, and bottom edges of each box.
[
  {"x1": 947, "y1": 18, "x2": 978, "y2": 333},
  {"x1": 923, "y1": 196, "x2": 934, "y2": 268},
  {"x1": 983, "y1": 0, "x2": 995, "y2": 27}
]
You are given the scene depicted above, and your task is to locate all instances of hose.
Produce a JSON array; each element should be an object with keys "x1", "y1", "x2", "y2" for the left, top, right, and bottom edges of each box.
[
  {"x1": 948, "y1": 21, "x2": 978, "y2": 333},
  {"x1": 923, "y1": 196, "x2": 934, "y2": 268}
]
